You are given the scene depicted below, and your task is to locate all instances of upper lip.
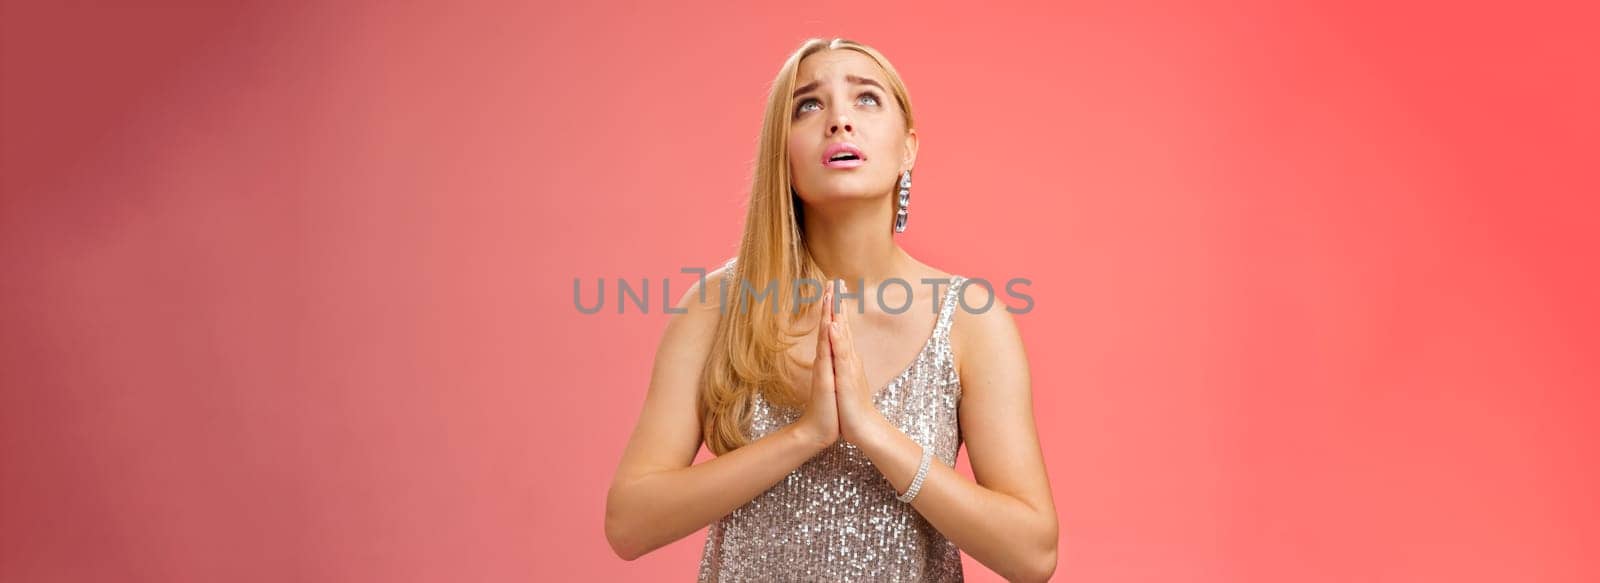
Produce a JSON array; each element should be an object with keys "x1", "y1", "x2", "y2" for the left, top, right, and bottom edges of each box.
[{"x1": 821, "y1": 142, "x2": 866, "y2": 164}]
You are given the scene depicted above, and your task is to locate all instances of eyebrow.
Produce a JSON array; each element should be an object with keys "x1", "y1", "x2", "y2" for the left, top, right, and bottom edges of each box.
[{"x1": 792, "y1": 75, "x2": 886, "y2": 98}]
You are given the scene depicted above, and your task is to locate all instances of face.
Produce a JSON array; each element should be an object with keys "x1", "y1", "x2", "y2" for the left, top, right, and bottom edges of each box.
[{"x1": 787, "y1": 49, "x2": 917, "y2": 205}]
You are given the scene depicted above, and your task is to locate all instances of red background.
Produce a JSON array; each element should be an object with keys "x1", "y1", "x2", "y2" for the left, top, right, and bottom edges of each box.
[{"x1": 2, "y1": 1, "x2": 1596, "y2": 581}]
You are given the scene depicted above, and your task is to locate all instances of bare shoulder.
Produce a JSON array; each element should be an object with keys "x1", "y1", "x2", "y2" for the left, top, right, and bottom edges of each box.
[
  {"x1": 949, "y1": 278, "x2": 1029, "y2": 382},
  {"x1": 942, "y1": 276, "x2": 1054, "y2": 565},
  {"x1": 655, "y1": 261, "x2": 735, "y2": 361},
  {"x1": 611, "y1": 260, "x2": 734, "y2": 482},
  {"x1": 672, "y1": 262, "x2": 735, "y2": 317}
]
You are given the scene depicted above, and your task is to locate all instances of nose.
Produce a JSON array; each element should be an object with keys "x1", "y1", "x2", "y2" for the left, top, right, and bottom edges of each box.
[{"x1": 828, "y1": 115, "x2": 853, "y2": 135}]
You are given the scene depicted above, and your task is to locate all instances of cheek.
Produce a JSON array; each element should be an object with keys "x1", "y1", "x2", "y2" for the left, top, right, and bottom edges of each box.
[
  {"x1": 874, "y1": 131, "x2": 905, "y2": 161},
  {"x1": 787, "y1": 144, "x2": 813, "y2": 174}
]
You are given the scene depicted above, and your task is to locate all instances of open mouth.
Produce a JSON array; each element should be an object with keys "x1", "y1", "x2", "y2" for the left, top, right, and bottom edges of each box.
[
  {"x1": 823, "y1": 154, "x2": 865, "y2": 169},
  {"x1": 822, "y1": 143, "x2": 866, "y2": 168}
]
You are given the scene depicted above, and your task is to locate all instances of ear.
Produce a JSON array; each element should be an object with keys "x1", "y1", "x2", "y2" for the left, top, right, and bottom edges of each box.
[{"x1": 901, "y1": 128, "x2": 919, "y2": 173}]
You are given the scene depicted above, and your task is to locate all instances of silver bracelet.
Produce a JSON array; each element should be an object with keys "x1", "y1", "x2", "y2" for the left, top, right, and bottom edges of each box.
[{"x1": 896, "y1": 445, "x2": 934, "y2": 503}]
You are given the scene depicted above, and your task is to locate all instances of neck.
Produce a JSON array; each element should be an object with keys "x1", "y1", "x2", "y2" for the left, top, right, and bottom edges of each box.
[{"x1": 801, "y1": 196, "x2": 906, "y2": 288}]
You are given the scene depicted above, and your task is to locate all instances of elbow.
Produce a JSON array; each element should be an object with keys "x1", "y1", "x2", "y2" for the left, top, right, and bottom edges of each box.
[
  {"x1": 604, "y1": 485, "x2": 644, "y2": 561},
  {"x1": 1028, "y1": 545, "x2": 1058, "y2": 582},
  {"x1": 607, "y1": 534, "x2": 643, "y2": 562},
  {"x1": 1022, "y1": 515, "x2": 1059, "y2": 582},
  {"x1": 604, "y1": 510, "x2": 644, "y2": 561},
  {"x1": 999, "y1": 540, "x2": 1057, "y2": 583},
  {"x1": 1008, "y1": 546, "x2": 1057, "y2": 583}
]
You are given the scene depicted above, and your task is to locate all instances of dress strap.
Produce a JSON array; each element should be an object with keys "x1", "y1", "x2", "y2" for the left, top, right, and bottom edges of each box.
[{"x1": 932, "y1": 275, "x2": 967, "y2": 340}]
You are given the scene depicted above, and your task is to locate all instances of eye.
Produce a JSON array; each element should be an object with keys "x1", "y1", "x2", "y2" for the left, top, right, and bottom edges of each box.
[
  {"x1": 795, "y1": 98, "x2": 820, "y2": 115},
  {"x1": 859, "y1": 92, "x2": 881, "y2": 106}
]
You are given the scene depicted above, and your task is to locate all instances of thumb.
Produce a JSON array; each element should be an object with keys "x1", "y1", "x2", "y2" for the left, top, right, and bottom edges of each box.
[{"x1": 814, "y1": 287, "x2": 836, "y2": 393}]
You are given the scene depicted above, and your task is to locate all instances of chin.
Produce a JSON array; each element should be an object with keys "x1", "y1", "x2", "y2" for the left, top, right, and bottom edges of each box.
[
  {"x1": 800, "y1": 187, "x2": 881, "y2": 203},
  {"x1": 802, "y1": 177, "x2": 887, "y2": 200}
]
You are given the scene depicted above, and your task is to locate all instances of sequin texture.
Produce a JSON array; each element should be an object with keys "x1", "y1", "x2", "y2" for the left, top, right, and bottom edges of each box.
[{"x1": 697, "y1": 275, "x2": 968, "y2": 582}]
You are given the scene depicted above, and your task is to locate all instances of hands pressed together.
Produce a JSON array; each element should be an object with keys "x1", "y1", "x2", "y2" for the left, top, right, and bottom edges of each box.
[{"x1": 796, "y1": 281, "x2": 889, "y2": 450}]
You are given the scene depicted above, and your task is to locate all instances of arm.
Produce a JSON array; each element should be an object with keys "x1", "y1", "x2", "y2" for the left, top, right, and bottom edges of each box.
[
  {"x1": 604, "y1": 270, "x2": 829, "y2": 561},
  {"x1": 853, "y1": 288, "x2": 1059, "y2": 582}
]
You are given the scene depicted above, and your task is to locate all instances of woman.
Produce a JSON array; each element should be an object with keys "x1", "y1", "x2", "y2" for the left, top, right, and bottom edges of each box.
[{"x1": 605, "y1": 38, "x2": 1058, "y2": 582}]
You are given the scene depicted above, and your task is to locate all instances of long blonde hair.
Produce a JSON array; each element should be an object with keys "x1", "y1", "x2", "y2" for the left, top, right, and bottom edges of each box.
[{"x1": 700, "y1": 38, "x2": 918, "y2": 455}]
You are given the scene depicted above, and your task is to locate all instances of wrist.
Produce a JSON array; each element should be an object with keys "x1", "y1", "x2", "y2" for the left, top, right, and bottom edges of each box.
[
  {"x1": 787, "y1": 424, "x2": 832, "y2": 453},
  {"x1": 847, "y1": 414, "x2": 894, "y2": 451}
]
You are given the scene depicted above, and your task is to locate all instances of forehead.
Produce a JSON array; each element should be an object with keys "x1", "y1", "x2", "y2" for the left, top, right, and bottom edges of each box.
[{"x1": 795, "y1": 49, "x2": 888, "y2": 83}]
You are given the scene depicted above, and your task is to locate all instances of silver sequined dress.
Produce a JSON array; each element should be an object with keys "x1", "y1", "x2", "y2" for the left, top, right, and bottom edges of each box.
[{"x1": 697, "y1": 275, "x2": 969, "y2": 582}]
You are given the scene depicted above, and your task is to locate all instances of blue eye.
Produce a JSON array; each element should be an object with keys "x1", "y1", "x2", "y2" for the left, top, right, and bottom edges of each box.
[{"x1": 795, "y1": 92, "x2": 881, "y2": 116}]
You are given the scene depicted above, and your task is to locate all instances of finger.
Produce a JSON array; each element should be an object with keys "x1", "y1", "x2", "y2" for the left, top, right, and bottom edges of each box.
[
  {"x1": 829, "y1": 319, "x2": 854, "y2": 389},
  {"x1": 836, "y1": 281, "x2": 853, "y2": 351},
  {"x1": 839, "y1": 294, "x2": 864, "y2": 373},
  {"x1": 826, "y1": 279, "x2": 837, "y2": 324},
  {"x1": 814, "y1": 286, "x2": 835, "y2": 384},
  {"x1": 830, "y1": 280, "x2": 850, "y2": 352},
  {"x1": 816, "y1": 321, "x2": 835, "y2": 389},
  {"x1": 837, "y1": 281, "x2": 850, "y2": 327},
  {"x1": 815, "y1": 285, "x2": 830, "y2": 355},
  {"x1": 838, "y1": 283, "x2": 851, "y2": 325},
  {"x1": 824, "y1": 282, "x2": 834, "y2": 326},
  {"x1": 825, "y1": 284, "x2": 837, "y2": 335}
]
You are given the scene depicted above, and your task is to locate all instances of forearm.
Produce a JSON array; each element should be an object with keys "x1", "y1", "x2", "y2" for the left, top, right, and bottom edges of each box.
[
  {"x1": 855, "y1": 418, "x2": 1057, "y2": 583},
  {"x1": 605, "y1": 425, "x2": 826, "y2": 560}
]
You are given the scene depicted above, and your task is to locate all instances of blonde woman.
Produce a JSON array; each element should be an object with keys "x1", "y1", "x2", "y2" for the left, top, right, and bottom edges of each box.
[{"x1": 605, "y1": 38, "x2": 1058, "y2": 582}]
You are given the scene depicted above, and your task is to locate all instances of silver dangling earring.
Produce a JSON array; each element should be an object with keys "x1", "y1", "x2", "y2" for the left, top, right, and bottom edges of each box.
[{"x1": 894, "y1": 170, "x2": 912, "y2": 233}]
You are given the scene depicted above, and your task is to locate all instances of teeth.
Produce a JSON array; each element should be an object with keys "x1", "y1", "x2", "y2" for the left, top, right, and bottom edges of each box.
[{"x1": 830, "y1": 152, "x2": 857, "y2": 161}]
